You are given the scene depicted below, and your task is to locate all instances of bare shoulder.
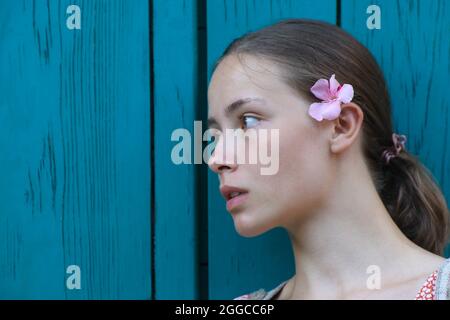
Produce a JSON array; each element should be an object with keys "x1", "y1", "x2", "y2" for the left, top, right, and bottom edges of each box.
[
  {"x1": 415, "y1": 252, "x2": 447, "y2": 274},
  {"x1": 404, "y1": 252, "x2": 447, "y2": 286},
  {"x1": 399, "y1": 252, "x2": 450, "y2": 299},
  {"x1": 399, "y1": 247, "x2": 446, "y2": 275},
  {"x1": 361, "y1": 252, "x2": 449, "y2": 299}
]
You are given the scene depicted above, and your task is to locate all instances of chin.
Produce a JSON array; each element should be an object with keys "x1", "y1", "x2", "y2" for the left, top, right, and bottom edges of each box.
[{"x1": 233, "y1": 215, "x2": 274, "y2": 238}]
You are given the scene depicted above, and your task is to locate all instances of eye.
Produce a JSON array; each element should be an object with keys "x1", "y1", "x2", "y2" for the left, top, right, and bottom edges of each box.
[{"x1": 240, "y1": 115, "x2": 260, "y2": 130}]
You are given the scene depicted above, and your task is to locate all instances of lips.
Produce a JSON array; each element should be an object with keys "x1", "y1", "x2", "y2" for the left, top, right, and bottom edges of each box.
[
  {"x1": 220, "y1": 185, "x2": 249, "y2": 211},
  {"x1": 220, "y1": 185, "x2": 249, "y2": 201}
]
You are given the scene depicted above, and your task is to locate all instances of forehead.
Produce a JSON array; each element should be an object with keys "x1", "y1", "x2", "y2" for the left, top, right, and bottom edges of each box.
[{"x1": 207, "y1": 54, "x2": 290, "y2": 111}]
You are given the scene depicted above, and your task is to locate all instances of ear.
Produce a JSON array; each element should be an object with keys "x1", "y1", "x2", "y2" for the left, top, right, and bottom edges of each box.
[{"x1": 330, "y1": 102, "x2": 364, "y2": 154}]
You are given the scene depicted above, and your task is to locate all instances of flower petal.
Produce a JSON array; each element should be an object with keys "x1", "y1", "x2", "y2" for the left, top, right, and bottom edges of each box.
[
  {"x1": 310, "y1": 79, "x2": 332, "y2": 101},
  {"x1": 309, "y1": 100, "x2": 342, "y2": 121},
  {"x1": 308, "y1": 102, "x2": 325, "y2": 121},
  {"x1": 337, "y1": 84, "x2": 354, "y2": 103},
  {"x1": 329, "y1": 74, "x2": 340, "y2": 96},
  {"x1": 321, "y1": 100, "x2": 342, "y2": 120}
]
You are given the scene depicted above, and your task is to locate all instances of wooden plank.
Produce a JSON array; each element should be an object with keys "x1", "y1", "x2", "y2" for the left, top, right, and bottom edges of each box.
[
  {"x1": 341, "y1": 0, "x2": 450, "y2": 256},
  {"x1": 207, "y1": 0, "x2": 337, "y2": 299},
  {"x1": 153, "y1": 0, "x2": 200, "y2": 299},
  {"x1": 0, "y1": 0, "x2": 151, "y2": 298}
]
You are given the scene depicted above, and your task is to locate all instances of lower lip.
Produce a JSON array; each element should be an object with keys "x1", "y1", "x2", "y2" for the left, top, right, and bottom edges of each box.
[{"x1": 226, "y1": 192, "x2": 249, "y2": 211}]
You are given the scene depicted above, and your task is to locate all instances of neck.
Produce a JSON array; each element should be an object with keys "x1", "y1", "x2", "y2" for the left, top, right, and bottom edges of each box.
[{"x1": 283, "y1": 155, "x2": 432, "y2": 299}]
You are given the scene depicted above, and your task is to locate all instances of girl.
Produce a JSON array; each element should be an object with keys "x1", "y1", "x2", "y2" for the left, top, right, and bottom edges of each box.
[{"x1": 206, "y1": 19, "x2": 450, "y2": 300}]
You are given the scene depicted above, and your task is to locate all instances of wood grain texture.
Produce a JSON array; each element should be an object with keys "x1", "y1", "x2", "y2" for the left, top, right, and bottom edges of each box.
[
  {"x1": 153, "y1": 0, "x2": 201, "y2": 299},
  {"x1": 341, "y1": 0, "x2": 450, "y2": 256},
  {"x1": 206, "y1": 0, "x2": 337, "y2": 300},
  {"x1": 0, "y1": 0, "x2": 151, "y2": 299}
]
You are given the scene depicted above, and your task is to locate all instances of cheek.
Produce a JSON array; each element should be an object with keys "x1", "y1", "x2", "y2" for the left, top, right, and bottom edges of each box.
[{"x1": 271, "y1": 127, "x2": 331, "y2": 217}]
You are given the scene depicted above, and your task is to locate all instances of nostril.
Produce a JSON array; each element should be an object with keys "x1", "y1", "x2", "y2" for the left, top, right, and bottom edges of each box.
[{"x1": 218, "y1": 165, "x2": 230, "y2": 171}]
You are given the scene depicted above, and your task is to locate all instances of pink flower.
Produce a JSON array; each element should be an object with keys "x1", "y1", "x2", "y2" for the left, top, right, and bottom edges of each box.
[{"x1": 308, "y1": 74, "x2": 354, "y2": 121}]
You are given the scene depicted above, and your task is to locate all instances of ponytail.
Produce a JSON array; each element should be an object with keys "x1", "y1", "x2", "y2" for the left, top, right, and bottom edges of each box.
[{"x1": 378, "y1": 151, "x2": 450, "y2": 255}]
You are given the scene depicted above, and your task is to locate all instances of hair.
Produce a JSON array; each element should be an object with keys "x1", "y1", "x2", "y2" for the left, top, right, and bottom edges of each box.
[{"x1": 213, "y1": 18, "x2": 450, "y2": 255}]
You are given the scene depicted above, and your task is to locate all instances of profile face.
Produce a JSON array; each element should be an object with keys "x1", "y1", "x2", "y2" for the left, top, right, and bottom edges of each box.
[{"x1": 207, "y1": 54, "x2": 335, "y2": 237}]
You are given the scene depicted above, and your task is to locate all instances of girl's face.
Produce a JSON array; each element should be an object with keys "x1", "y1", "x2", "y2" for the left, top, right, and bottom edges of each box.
[{"x1": 207, "y1": 54, "x2": 336, "y2": 237}]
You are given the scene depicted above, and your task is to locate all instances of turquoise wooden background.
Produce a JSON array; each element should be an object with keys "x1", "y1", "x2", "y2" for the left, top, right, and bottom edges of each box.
[{"x1": 0, "y1": 0, "x2": 449, "y2": 299}]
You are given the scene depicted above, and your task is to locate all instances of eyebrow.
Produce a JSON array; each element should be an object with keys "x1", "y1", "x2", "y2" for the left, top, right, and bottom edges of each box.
[{"x1": 207, "y1": 97, "x2": 265, "y2": 129}]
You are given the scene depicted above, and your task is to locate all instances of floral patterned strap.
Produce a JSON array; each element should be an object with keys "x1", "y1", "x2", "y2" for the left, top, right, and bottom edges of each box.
[{"x1": 415, "y1": 270, "x2": 438, "y2": 300}]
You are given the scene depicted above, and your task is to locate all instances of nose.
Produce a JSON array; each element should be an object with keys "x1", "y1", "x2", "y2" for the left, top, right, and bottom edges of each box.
[{"x1": 207, "y1": 134, "x2": 238, "y2": 174}]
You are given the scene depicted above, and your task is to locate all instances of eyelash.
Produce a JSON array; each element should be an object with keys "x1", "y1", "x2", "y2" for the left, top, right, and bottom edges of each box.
[{"x1": 239, "y1": 114, "x2": 261, "y2": 130}]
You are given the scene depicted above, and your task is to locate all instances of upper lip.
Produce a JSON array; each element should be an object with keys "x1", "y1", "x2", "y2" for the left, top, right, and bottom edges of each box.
[{"x1": 220, "y1": 185, "x2": 249, "y2": 200}]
